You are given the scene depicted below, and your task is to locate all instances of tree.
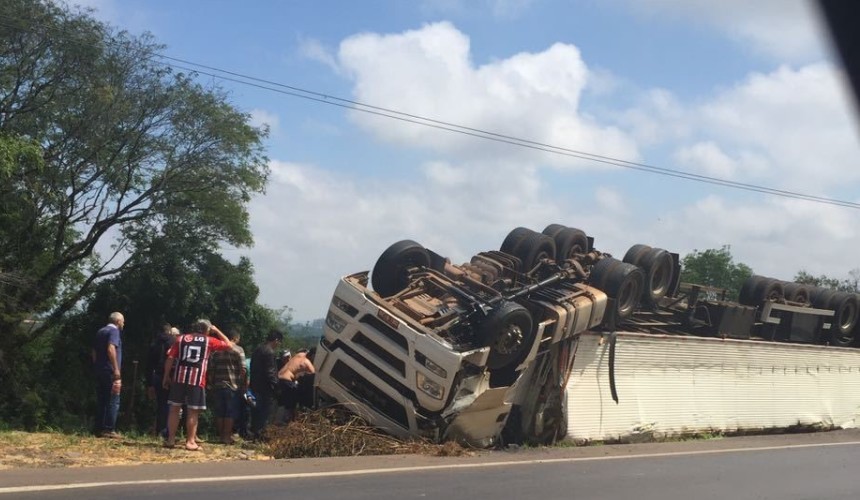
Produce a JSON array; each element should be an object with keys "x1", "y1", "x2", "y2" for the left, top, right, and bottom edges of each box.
[
  {"x1": 794, "y1": 269, "x2": 860, "y2": 292},
  {"x1": 680, "y1": 246, "x2": 753, "y2": 300},
  {"x1": 0, "y1": 1, "x2": 269, "y2": 357}
]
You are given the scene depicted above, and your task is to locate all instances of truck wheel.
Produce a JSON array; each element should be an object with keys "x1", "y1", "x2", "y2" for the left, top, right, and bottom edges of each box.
[
  {"x1": 371, "y1": 240, "x2": 431, "y2": 297},
  {"x1": 500, "y1": 227, "x2": 534, "y2": 255},
  {"x1": 591, "y1": 257, "x2": 644, "y2": 320},
  {"x1": 638, "y1": 248, "x2": 675, "y2": 307},
  {"x1": 783, "y1": 283, "x2": 812, "y2": 305},
  {"x1": 478, "y1": 301, "x2": 535, "y2": 370},
  {"x1": 752, "y1": 278, "x2": 784, "y2": 304},
  {"x1": 622, "y1": 244, "x2": 652, "y2": 266},
  {"x1": 514, "y1": 232, "x2": 556, "y2": 272},
  {"x1": 553, "y1": 227, "x2": 589, "y2": 261},
  {"x1": 541, "y1": 224, "x2": 568, "y2": 238},
  {"x1": 811, "y1": 288, "x2": 837, "y2": 309},
  {"x1": 739, "y1": 275, "x2": 767, "y2": 306},
  {"x1": 828, "y1": 292, "x2": 859, "y2": 346}
]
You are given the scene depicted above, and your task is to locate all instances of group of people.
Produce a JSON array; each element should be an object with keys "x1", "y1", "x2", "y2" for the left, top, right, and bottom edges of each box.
[{"x1": 91, "y1": 312, "x2": 315, "y2": 451}]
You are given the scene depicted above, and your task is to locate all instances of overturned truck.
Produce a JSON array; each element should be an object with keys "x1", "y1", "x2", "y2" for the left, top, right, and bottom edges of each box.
[{"x1": 313, "y1": 225, "x2": 860, "y2": 446}]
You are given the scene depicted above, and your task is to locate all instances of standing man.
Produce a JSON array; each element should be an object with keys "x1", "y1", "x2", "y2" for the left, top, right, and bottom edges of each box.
[
  {"x1": 249, "y1": 330, "x2": 283, "y2": 439},
  {"x1": 92, "y1": 311, "x2": 125, "y2": 438},
  {"x1": 162, "y1": 319, "x2": 233, "y2": 451},
  {"x1": 209, "y1": 330, "x2": 245, "y2": 444},
  {"x1": 277, "y1": 348, "x2": 316, "y2": 423},
  {"x1": 146, "y1": 323, "x2": 178, "y2": 438}
]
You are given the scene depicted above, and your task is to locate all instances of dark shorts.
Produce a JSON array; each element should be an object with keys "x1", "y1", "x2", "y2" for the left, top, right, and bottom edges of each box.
[
  {"x1": 167, "y1": 383, "x2": 206, "y2": 410},
  {"x1": 212, "y1": 387, "x2": 240, "y2": 419},
  {"x1": 277, "y1": 379, "x2": 299, "y2": 408}
]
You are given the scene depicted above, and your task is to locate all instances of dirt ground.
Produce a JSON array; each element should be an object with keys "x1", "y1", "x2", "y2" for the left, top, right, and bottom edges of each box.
[
  {"x1": 0, "y1": 431, "x2": 270, "y2": 469},
  {"x1": 0, "y1": 410, "x2": 471, "y2": 469}
]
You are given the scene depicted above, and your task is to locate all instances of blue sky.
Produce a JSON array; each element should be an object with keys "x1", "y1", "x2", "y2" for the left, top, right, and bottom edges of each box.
[{"x1": 77, "y1": 0, "x2": 860, "y2": 321}]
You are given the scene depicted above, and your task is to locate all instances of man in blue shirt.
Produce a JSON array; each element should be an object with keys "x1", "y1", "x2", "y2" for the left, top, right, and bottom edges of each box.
[{"x1": 91, "y1": 312, "x2": 125, "y2": 438}]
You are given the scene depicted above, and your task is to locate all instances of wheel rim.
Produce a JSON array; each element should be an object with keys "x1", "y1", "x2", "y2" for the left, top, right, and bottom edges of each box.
[
  {"x1": 494, "y1": 322, "x2": 525, "y2": 354},
  {"x1": 617, "y1": 278, "x2": 641, "y2": 316},
  {"x1": 651, "y1": 261, "x2": 671, "y2": 297}
]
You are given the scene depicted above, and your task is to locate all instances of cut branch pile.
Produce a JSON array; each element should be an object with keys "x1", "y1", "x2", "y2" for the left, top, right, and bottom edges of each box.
[{"x1": 262, "y1": 407, "x2": 472, "y2": 459}]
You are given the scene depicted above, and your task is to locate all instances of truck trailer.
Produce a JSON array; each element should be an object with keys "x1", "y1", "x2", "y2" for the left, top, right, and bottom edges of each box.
[{"x1": 312, "y1": 224, "x2": 860, "y2": 446}]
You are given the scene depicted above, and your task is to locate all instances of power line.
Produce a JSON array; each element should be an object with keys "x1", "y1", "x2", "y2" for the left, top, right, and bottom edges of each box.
[
  {"x1": 160, "y1": 54, "x2": 860, "y2": 209},
  {"x1": 2, "y1": 15, "x2": 860, "y2": 209}
]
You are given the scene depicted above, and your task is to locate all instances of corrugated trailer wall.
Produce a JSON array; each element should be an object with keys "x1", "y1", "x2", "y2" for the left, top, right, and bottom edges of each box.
[{"x1": 565, "y1": 332, "x2": 860, "y2": 442}]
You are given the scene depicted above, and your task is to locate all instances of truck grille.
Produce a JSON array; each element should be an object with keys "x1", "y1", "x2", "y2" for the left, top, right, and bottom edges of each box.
[
  {"x1": 330, "y1": 360, "x2": 409, "y2": 429},
  {"x1": 353, "y1": 331, "x2": 406, "y2": 376},
  {"x1": 360, "y1": 314, "x2": 409, "y2": 350}
]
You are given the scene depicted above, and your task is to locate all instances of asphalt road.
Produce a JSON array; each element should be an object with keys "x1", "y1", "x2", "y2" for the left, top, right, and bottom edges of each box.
[{"x1": 2, "y1": 429, "x2": 859, "y2": 499}]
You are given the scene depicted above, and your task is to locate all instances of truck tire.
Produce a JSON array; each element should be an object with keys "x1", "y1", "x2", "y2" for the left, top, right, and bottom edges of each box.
[
  {"x1": 500, "y1": 227, "x2": 534, "y2": 256},
  {"x1": 622, "y1": 244, "x2": 652, "y2": 266},
  {"x1": 782, "y1": 282, "x2": 812, "y2": 305},
  {"x1": 811, "y1": 288, "x2": 837, "y2": 309},
  {"x1": 552, "y1": 227, "x2": 589, "y2": 261},
  {"x1": 828, "y1": 292, "x2": 859, "y2": 346},
  {"x1": 371, "y1": 240, "x2": 431, "y2": 297},
  {"x1": 478, "y1": 301, "x2": 535, "y2": 370},
  {"x1": 541, "y1": 224, "x2": 568, "y2": 238},
  {"x1": 638, "y1": 247, "x2": 675, "y2": 307},
  {"x1": 514, "y1": 232, "x2": 556, "y2": 272},
  {"x1": 752, "y1": 278, "x2": 784, "y2": 304},
  {"x1": 591, "y1": 257, "x2": 644, "y2": 321},
  {"x1": 739, "y1": 275, "x2": 768, "y2": 306}
]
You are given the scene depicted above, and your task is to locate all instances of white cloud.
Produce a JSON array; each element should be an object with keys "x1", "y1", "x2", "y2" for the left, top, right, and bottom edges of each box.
[
  {"x1": 691, "y1": 63, "x2": 860, "y2": 192},
  {"x1": 297, "y1": 37, "x2": 341, "y2": 74},
  {"x1": 594, "y1": 187, "x2": 627, "y2": 214},
  {"x1": 337, "y1": 22, "x2": 640, "y2": 167},
  {"x1": 616, "y1": 88, "x2": 689, "y2": 146},
  {"x1": 653, "y1": 195, "x2": 860, "y2": 281},
  {"x1": 674, "y1": 142, "x2": 737, "y2": 178},
  {"x1": 623, "y1": 0, "x2": 827, "y2": 62},
  {"x1": 249, "y1": 109, "x2": 280, "y2": 134}
]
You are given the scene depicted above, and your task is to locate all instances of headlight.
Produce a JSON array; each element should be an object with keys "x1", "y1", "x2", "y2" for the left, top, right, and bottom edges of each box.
[
  {"x1": 325, "y1": 311, "x2": 347, "y2": 333},
  {"x1": 332, "y1": 296, "x2": 358, "y2": 317},
  {"x1": 415, "y1": 351, "x2": 447, "y2": 378},
  {"x1": 423, "y1": 357, "x2": 447, "y2": 378},
  {"x1": 416, "y1": 372, "x2": 444, "y2": 400}
]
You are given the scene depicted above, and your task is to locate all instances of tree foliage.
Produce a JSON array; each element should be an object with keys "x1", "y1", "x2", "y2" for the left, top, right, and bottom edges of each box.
[
  {"x1": 0, "y1": 0, "x2": 274, "y2": 430},
  {"x1": 680, "y1": 246, "x2": 753, "y2": 300},
  {"x1": 794, "y1": 269, "x2": 860, "y2": 292},
  {"x1": 0, "y1": 0, "x2": 269, "y2": 353},
  {"x1": 31, "y1": 233, "x2": 282, "y2": 431}
]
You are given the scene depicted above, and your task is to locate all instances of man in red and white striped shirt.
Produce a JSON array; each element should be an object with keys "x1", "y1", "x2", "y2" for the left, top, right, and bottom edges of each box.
[{"x1": 162, "y1": 319, "x2": 233, "y2": 450}]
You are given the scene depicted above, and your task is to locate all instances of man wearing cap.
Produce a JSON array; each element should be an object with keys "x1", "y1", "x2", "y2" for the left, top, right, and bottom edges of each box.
[{"x1": 249, "y1": 330, "x2": 283, "y2": 439}]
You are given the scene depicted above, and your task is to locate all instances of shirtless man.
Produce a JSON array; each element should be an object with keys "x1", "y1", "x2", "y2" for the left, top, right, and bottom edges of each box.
[
  {"x1": 278, "y1": 348, "x2": 315, "y2": 382},
  {"x1": 276, "y1": 348, "x2": 315, "y2": 423}
]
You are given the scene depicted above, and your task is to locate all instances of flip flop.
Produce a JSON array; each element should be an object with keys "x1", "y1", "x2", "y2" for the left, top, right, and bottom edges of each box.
[{"x1": 185, "y1": 443, "x2": 202, "y2": 451}]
